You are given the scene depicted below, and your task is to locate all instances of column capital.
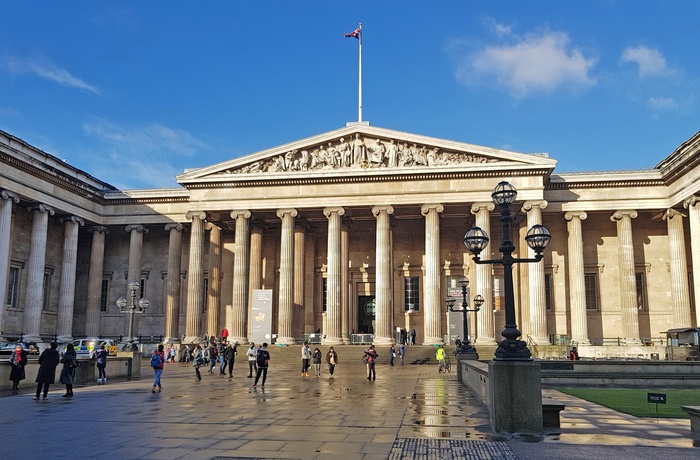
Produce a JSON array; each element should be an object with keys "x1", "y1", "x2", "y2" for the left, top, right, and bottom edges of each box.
[
  {"x1": 470, "y1": 202, "x2": 495, "y2": 215},
  {"x1": 610, "y1": 210, "x2": 638, "y2": 222},
  {"x1": 230, "y1": 209, "x2": 252, "y2": 220},
  {"x1": 371, "y1": 205, "x2": 394, "y2": 217},
  {"x1": 684, "y1": 195, "x2": 700, "y2": 209},
  {"x1": 125, "y1": 224, "x2": 149, "y2": 234},
  {"x1": 60, "y1": 215, "x2": 85, "y2": 226},
  {"x1": 323, "y1": 207, "x2": 346, "y2": 218},
  {"x1": 28, "y1": 203, "x2": 55, "y2": 216},
  {"x1": 521, "y1": 200, "x2": 548, "y2": 213},
  {"x1": 276, "y1": 208, "x2": 298, "y2": 219},
  {"x1": 564, "y1": 211, "x2": 588, "y2": 221},
  {"x1": 204, "y1": 222, "x2": 220, "y2": 232},
  {"x1": 663, "y1": 208, "x2": 686, "y2": 221},
  {"x1": 89, "y1": 225, "x2": 109, "y2": 235},
  {"x1": 1, "y1": 190, "x2": 20, "y2": 203},
  {"x1": 165, "y1": 223, "x2": 184, "y2": 232},
  {"x1": 186, "y1": 211, "x2": 207, "y2": 221},
  {"x1": 420, "y1": 203, "x2": 444, "y2": 216}
]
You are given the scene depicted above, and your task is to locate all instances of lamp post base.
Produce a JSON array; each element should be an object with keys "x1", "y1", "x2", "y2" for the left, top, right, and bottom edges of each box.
[
  {"x1": 455, "y1": 344, "x2": 480, "y2": 360},
  {"x1": 494, "y1": 339, "x2": 532, "y2": 361}
]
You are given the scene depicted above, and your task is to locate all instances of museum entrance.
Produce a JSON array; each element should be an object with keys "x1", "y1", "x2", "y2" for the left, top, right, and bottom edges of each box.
[{"x1": 357, "y1": 295, "x2": 375, "y2": 335}]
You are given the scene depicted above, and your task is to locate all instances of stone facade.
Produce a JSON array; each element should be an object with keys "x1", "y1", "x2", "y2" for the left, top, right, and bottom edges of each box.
[{"x1": 1, "y1": 125, "x2": 699, "y2": 356}]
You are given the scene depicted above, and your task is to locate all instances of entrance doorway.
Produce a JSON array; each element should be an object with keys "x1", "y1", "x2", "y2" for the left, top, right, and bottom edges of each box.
[{"x1": 357, "y1": 295, "x2": 375, "y2": 334}]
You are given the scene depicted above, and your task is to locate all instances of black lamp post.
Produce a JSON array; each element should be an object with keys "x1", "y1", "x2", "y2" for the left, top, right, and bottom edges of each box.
[
  {"x1": 445, "y1": 276, "x2": 485, "y2": 357},
  {"x1": 116, "y1": 280, "x2": 149, "y2": 351},
  {"x1": 463, "y1": 181, "x2": 551, "y2": 361}
]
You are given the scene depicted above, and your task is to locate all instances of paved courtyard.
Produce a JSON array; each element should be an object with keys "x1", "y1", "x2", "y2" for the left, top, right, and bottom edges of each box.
[{"x1": 1, "y1": 357, "x2": 698, "y2": 459}]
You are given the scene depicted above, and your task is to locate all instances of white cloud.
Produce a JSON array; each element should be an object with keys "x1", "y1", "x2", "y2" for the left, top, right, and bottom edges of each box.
[
  {"x1": 3, "y1": 55, "x2": 101, "y2": 95},
  {"x1": 452, "y1": 29, "x2": 597, "y2": 98},
  {"x1": 621, "y1": 45, "x2": 675, "y2": 78},
  {"x1": 648, "y1": 97, "x2": 677, "y2": 110}
]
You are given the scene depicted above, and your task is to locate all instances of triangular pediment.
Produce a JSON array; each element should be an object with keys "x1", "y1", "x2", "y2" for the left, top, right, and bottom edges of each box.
[{"x1": 177, "y1": 125, "x2": 556, "y2": 186}]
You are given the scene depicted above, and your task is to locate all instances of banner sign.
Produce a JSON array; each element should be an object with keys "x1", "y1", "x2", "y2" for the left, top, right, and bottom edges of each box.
[{"x1": 251, "y1": 289, "x2": 273, "y2": 344}]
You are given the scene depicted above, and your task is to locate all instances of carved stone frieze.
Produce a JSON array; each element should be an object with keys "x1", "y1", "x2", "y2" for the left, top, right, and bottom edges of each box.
[{"x1": 225, "y1": 134, "x2": 499, "y2": 175}]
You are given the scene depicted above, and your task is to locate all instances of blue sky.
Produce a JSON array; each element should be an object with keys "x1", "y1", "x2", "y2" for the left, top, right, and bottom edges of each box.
[{"x1": 1, "y1": 1, "x2": 699, "y2": 190}]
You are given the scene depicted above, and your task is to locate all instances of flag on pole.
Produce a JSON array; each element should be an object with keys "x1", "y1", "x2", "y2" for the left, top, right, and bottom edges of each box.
[{"x1": 344, "y1": 27, "x2": 361, "y2": 39}]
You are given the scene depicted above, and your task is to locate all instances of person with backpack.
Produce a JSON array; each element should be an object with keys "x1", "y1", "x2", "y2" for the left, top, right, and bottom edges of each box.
[
  {"x1": 207, "y1": 339, "x2": 218, "y2": 375},
  {"x1": 94, "y1": 344, "x2": 108, "y2": 384},
  {"x1": 151, "y1": 344, "x2": 165, "y2": 393},
  {"x1": 246, "y1": 342, "x2": 258, "y2": 378},
  {"x1": 217, "y1": 340, "x2": 227, "y2": 375},
  {"x1": 301, "y1": 342, "x2": 312, "y2": 377},
  {"x1": 253, "y1": 342, "x2": 270, "y2": 388},
  {"x1": 364, "y1": 345, "x2": 378, "y2": 381},
  {"x1": 192, "y1": 344, "x2": 203, "y2": 381}
]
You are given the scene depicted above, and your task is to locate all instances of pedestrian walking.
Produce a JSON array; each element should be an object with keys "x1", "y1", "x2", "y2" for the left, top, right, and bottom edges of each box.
[
  {"x1": 169, "y1": 346, "x2": 177, "y2": 363},
  {"x1": 192, "y1": 344, "x2": 203, "y2": 381},
  {"x1": 246, "y1": 343, "x2": 258, "y2": 378},
  {"x1": 389, "y1": 344, "x2": 396, "y2": 366},
  {"x1": 410, "y1": 328, "x2": 416, "y2": 345},
  {"x1": 221, "y1": 327, "x2": 229, "y2": 342},
  {"x1": 301, "y1": 342, "x2": 311, "y2": 377},
  {"x1": 151, "y1": 344, "x2": 165, "y2": 393},
  {"x1": 326, "y1": 346, "x2": 338, "y2": 378},
  {"x1": 9, "y1": 344, "x2": 28, "y2": 392},
  {"x1": 253, "y1": 342, "x2": 270, "y2": 388},
  {"x1": 364, "y1": 345, "x2": 378, "y2": 381},
  {"x1": 218, "y1": 340, "x2": 227, "y2": 375},
  {"x1": 208, "y1": 339, "x2": 218, "y2": 374},
  {"x1": 60, "y1": 343, "x2": 78, "y2": 398},
  {"x1": 94, "y1": 344, "x2": 108, "y2": 384},
  {"x1": 399, "y1": 343, "x2": 405, "y2": 365},
  {"x1": 34, "y1": 342, "x2": 60, "y2": 400},
  {"x1": 569, "y1": 346, "x2": 580, "y2": 361},
  {"x1": 224, "y1": 341, "x2": 237, "y2": 377},
  {"x1": 312, "y1": 347, "x2": 322, "y2": 377}
]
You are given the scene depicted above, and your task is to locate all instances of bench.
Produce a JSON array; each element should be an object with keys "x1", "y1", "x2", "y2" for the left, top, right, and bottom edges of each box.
[
  {"x1": 681, "y1": 406, "x2": 700, "y2": 435},
  {"x1": 542, "y1": 398, "x2": 566, "y2": 428}
]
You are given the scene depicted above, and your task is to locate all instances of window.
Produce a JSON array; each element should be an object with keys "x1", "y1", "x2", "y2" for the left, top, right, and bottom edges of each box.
[
  {"x1": 404, "y1": 276, "x2": 420, "y2": 311},
  {"x1": 636, "y1": 272, "x2": 647, "y2": 311},
  {"x1": 544, "y1": 274, "x2": 553, "y2": 311},
  {"x1": 584, "y1": 273, "x2": 599, "y2": 310},
  {"x1": 100, "y1": 278, "x2": 109, "y2": 312},
  {"x1": 42, "y1": 269, "x2": 53, "y2": 311},
  {"x1": 202, "y1": 277, "x2": 209, "y2": 312},
  {"x1": 690, "y1": 272, "x2": 696, "y2": 311},
  {"x1": 6, "y1": 266, "x2": 20, "y2": 308},
  {"x1": 322, "y1": 278, "x2": 327, "y2": 312}
]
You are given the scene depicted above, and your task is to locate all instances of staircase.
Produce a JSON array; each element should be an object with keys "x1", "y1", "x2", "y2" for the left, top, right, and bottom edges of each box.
[{"x1": 257, "y1": 344, "x2": 444, "y2": 366}]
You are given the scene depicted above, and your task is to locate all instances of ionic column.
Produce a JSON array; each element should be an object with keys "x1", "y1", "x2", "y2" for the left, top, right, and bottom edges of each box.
[
  {"x1": 85, "y1": 226, "x2": 108, "y2": 338},
  {"x1": 341, "y1": 218, "x2": 351, "y2": 344},
  {"x1": 421, "y1": 204, "x2": 444, "y2": 345},
  {"x1": 664, "y1": 209, "x2": 693, "y2": 326},
  {"x1": 0, "y1": 191, "x2": 19, "y2": 337},
  {"x1": 324, "y1": 207, "x2": 345, "y2": 345},
  {"x1": 247, "y1": 222, "x2": 264, "y2": 340},
  {"x1": 372, "y1": 205, "x2": 394, "y2": 344},
  {"x1": 564, "y1": 212, "x2": 591, "y2": 345},
  {"x1": 184, "y1": 212, "x2": 205, "y2": 343},
  {"x1": 471, "y1": 202, "x2": 497, "y2": 344},
  {"x1": 205, "y1": 223, "x2": 222, "y2": 343},
  {"x1": 293, "y1": 222, "x2": 307, "y2": 341},
  {"x1": 522, "y1": 201, "x2": 550, "y2": 345},
  {"x1": 56, "y1": 216, "x2": 84, "y2": 342},
  {"x1": 125, "y1": 224, "x2": 147, "y2": 341},
  {"x1": 230, "y1": 210, "x2": 251, "y2": 343},
  {"x1": 22, "y1": 204, "x2": 54, "y2": 342},
  {"x1": 164, "y1": 223, "x2": 184, "y2": 343},
  {"x1": 277, "y1": 208, "x2": 297, "y2": 344},
  {"x1": 684, "y1": 196, "x2": 700, "y2": 327},
  {"x1": 611, "y1": 210, "x2": 641, "y2": 344}
]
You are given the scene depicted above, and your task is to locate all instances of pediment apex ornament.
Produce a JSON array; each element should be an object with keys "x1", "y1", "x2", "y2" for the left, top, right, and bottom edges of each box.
[{"x1": 227, "y1": 135, "x2": 501, "y2": 175}]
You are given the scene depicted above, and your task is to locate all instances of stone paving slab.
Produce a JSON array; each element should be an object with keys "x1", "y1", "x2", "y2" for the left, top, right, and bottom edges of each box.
[{"x1": 1, "y1": 359, "x2": 698, "y2": 459}]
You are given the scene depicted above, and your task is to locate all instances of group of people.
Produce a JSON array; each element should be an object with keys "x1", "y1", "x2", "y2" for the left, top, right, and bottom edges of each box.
[
  {"x1": 300, "y1": 342, "x2": 340, "y2": 378},
  {"x1": 399, "y1": 328, "x2": 417, "y2": 346}
]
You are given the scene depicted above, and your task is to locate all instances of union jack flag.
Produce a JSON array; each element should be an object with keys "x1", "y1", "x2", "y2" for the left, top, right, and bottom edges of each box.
[{"x1": 344, "y1": 27, "x2": 360, "y2": 39}]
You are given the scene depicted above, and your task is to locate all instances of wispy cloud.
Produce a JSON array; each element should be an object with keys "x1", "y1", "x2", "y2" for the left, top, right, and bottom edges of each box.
[
  {"x1": 3, "y1": 55, "x2": 101, "y2": 95},
  {"x1": 450, "y1": 23, "x2": 597, "y2": 98},
  {"x1": 620, "y1": 45, "x2": 675, "y2": 79},
  {"x1": 648, "y1": 96, "x2": 677, "y2": 110},
  {"x1": 81, "y1": 118, "x2": 209, "y2": 189}
]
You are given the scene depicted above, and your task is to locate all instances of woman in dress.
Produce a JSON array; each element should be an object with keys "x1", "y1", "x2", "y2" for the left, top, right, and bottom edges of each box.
[
  {"x1": 9, "y1": 344, "x2": 28, "y2": 392},
  {"x1": 59, "y1": 343, "x2": 78, "y2": 398}
]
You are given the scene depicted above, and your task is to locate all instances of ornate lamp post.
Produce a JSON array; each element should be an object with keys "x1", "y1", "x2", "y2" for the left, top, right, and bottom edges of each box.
[
  {"x1": 116, "y1": 280, "x2": 149, "y2": 351},
  {"x1": 463, "y1": 181, "x2": 551, "y2": 361},
  {"x1": 445, "y1": 276, "x2": 485, "y2": 357}
]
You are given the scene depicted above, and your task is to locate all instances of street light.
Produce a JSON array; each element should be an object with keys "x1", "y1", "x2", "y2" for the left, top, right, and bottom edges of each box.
[
  {"x1": 445, "y1": 276, "x2": 485, "y2": 358},
  {"x1": 116, "y1": 280, "x2": 149, "y2": 351},
  {"x1": 463, "y1": 181, "x2": 551, "y2": 361}
]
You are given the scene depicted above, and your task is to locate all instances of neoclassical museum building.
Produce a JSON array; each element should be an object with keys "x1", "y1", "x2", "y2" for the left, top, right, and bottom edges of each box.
[{"x1": 1, "y1": 124, "x2": 699, "y2": 357}]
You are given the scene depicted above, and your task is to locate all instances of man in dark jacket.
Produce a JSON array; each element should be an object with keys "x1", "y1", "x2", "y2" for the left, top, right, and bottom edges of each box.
[
  {"x1": 224, "y1": 342, "x2": 238, "y2": 378},
  {"x1": 35, "y1": 342, "x2": 61, "y2": 400}
]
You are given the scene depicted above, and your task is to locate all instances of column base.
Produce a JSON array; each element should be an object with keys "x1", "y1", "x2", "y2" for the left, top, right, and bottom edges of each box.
[
  {"x1": 323, "y1": 337, "x2": 344, "y2": 345},
  {"x1": 22, "y1": 335, "x2": 42, "y2": 344},
  {"x1": 164, "y1": 337, "x2": 181, "y2": 345},
  {"x1": 183, "y1": 336, "x2": 201, "y2": 344},
  {"x1": 529, "y1": 336, "x2": 552, "y2": 346},
  {"x1": 422, "y1": 336, "x2": 444, "y2": 345},
  {"x1": 229, "y1": 336, "x2": 247, "y2": 345},
  {"x1": 623, "y1": 338, "x2": 643, "y2": 346},
  {"x1": 56, "y1": 335, "x2": 73, "y2": 344},
  {"x1": 475, "y1": 337, "x2": 498, "y2": 345},
  {"x1": 372, "y1": 336, "x2": 394, "y2": 345},
  {"x1": 572, "y1": 338, "x2": 592, "y2": 346},
  {"x1": 277, "y1": 337, "x2": 296, "y2": 345}
]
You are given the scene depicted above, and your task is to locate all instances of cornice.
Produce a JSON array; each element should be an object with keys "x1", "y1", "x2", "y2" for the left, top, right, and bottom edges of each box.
[{"x1": 545, "y1": 176, "x2": 665, "y2": 190}]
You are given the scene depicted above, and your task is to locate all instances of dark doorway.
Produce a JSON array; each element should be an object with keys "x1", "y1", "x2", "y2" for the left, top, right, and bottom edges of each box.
[{"x1": 357, "y1": 295, "x2": 375, "y2": 334}]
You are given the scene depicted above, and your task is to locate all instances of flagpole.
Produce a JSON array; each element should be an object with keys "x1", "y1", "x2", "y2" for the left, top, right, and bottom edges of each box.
[{"x1": 358, "y1": 23, "x2": 363, "y2": 123}]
